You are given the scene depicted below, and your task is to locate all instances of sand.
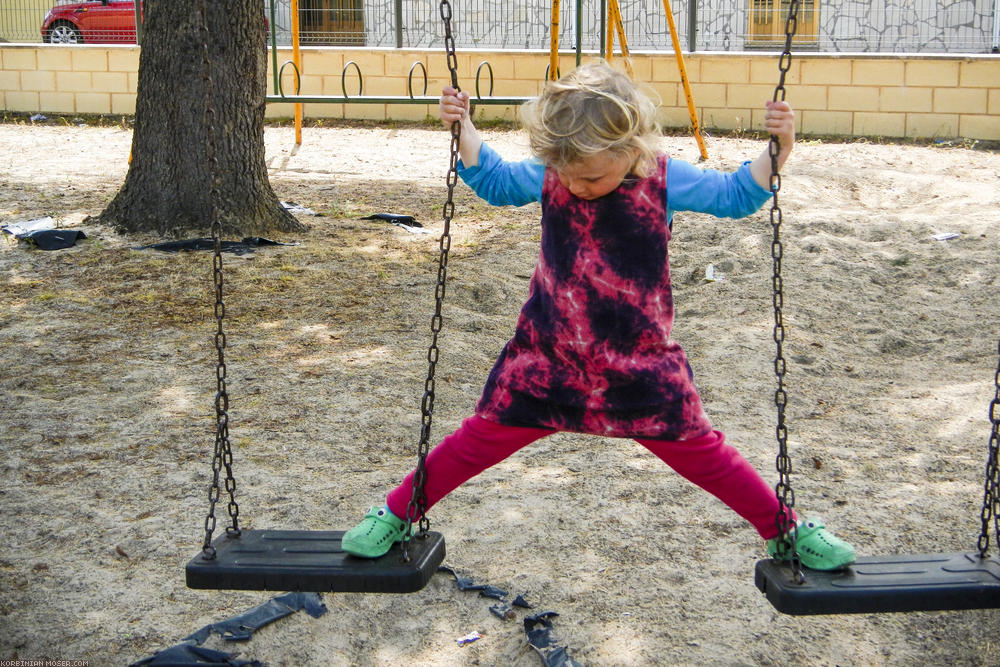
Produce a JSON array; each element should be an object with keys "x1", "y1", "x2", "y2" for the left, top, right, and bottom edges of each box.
[{"x1": 1, "y1": 119, "x2": 999, "y2": 666}]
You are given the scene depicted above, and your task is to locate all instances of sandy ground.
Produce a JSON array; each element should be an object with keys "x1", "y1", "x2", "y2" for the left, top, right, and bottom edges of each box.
[{"x1": 2, "y1": 119, "x2": 1000, "y2": 666}]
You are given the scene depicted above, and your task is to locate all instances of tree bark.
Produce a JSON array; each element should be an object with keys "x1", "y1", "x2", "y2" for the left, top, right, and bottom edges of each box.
[{"x1": 93, "y1": 0, "x2": 304, "y2": 237}]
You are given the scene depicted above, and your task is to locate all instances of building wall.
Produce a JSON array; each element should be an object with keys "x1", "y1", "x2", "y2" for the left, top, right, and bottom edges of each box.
[{"x1": 1, "y1": 44, "x2": 998, "y2": 141}]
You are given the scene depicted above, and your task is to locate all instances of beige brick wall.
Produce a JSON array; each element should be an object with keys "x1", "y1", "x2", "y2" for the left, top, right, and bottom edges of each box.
[{"x1": 2, "y1": 45, "x2": 998, "y2": 141}]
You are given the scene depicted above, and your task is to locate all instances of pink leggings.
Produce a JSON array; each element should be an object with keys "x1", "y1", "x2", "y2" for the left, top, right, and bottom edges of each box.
[{"x1": 386, "y1": 415, "x2": 791, "y2": 540}]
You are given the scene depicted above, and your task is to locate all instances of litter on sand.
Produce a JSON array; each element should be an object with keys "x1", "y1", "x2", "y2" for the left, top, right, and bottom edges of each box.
[
  {"x1": 133, "y1": 237, "x2": 298, "y2": 255},
  {"x1": 281, "y1": 201, "x2": 319, "y2": 216},
  {"x1": 932, "y1": 232, "x2": 960, "y2": 241},
  {"x1": 128, "y1": 592, "x2": 326, "y2": 666},
  {"x1": 524, "y1": 612, "x2": 583, "y2": 667},
  {"x1": 2, "y1": 217, "x2": 87, "y2": 250},
  {"x1": 360, "y1": 212, "x2": 432, "y2": 234},
  {"x1": 457, "y1": 631, "x2": 482, "y2": 646},
  {"x1": 704, "y1": 264, "x2": 725, "y2": 282}
]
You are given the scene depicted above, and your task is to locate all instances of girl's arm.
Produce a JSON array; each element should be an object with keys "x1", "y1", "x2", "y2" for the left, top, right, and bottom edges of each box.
[
  {"x1": 667, "y1": 159, "x2": 771, "y2": 220},
  {"x1": 458, "y1": 144, "x2": 543, "y2": 206},
  {"x1": 439, "y1": 86, "x2": 483, "y2": 167},
  {"x1": 667, "y1": 100, "x2": 795, "y2": 221},
  {"x1": 440, "y1": 85, "x2": 543, "y2": 206},
  {"x1": 748, "y1": 100, "x2": 796, "y2": 190}
]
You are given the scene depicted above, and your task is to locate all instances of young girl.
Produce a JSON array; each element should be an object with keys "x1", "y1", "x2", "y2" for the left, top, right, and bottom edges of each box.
[{"x1": 342, "y1": 63, "x2": 855, "y2": 571}]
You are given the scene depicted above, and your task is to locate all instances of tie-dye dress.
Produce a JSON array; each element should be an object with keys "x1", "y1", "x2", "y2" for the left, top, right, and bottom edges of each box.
[{"x1": 475, "y1": 155, "x2": 714, "y2": 441}]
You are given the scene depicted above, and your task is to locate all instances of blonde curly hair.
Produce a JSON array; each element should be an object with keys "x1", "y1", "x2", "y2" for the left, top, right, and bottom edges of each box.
[{"x1": 520, "y1": 62, "x2": 661, "y2": 177}]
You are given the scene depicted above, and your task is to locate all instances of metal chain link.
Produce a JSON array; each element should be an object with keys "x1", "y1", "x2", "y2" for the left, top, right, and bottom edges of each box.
[
  {"x1": 977, "y1": 336, "x2": 1000, "y2": 556},
  {"x1": 401, "y1": 0, "x2": 460, "y2": 562},
  {"x1": 199, "y1": 0, "x2": 240, "y2": 560},
  {"x1": 769, "y1": 0, "x2": 802, "y2": 583}
]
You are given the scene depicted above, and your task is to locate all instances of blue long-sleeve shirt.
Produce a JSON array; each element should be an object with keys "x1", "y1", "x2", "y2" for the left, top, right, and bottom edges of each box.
[{"x1": 457, "y1": 142, "x2": 772, "y2": 223}]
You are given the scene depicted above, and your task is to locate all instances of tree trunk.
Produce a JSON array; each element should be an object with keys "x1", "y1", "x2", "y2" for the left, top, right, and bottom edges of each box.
[{"x1": 93, "y1": 0, "x2": 304, "y2": 237}]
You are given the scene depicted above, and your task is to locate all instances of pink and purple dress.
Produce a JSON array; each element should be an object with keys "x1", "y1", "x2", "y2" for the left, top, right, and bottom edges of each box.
[
  {"x1": 464, "y1": 145, "x2": 770, "y2": 439},
  {"x1": 476, "y1": 154, "x2": 713, "y2": 440}
]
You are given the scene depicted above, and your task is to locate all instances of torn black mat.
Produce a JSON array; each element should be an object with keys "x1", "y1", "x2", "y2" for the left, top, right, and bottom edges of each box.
[
  {"x1": 439, "y1": 563, "x2": 526, "y2": 618},
  {"x1": 129, "y1": 643, "x2": 262, "y2": 666},
  {"x1": 439, "y1": 565, "x2": 580, "y2": 664},
  {"x1": 185, "y1": 591, "x2": 327, "y2": 643},
  {"x1": 133, "y1": 237, "x2": 298, "y2": 256},
  {"x1": 524, "y1": 612, "x2": 583, "y2": 667},
  {"x1": 438, "y1": 564, "x2": 511, "y2": 600},
  {"x1": 3, "y1": 227, "x2": 87, "y2": 250},
  {"x1": 359, "y1": 213, "x2": 422, "y2": 227},
  {"x1": 128, "y1": 592, "x2": 326, "y2": 666},
  {"x1": 359, "y1": 213, "x2": 430, "y2": 234}
]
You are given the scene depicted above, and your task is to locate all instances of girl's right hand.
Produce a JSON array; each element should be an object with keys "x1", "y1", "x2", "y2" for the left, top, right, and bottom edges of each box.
[{"x1": 439, "y1": 86, "x2": 470, "y2": 128}]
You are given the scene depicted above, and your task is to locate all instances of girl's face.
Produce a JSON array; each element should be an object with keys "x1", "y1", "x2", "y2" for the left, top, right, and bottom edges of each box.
[{"x1": 556, "y1": 150, "x2": 635, "y2": 200}]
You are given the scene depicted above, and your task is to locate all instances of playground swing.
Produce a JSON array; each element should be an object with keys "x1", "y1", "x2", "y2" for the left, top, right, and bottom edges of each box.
[
  {"x1": 753, "y1": 0, "x2": 1000, "y2": 615},
  {"x1": 183, "y1": 0, "x2": 464, "y2": 593}
]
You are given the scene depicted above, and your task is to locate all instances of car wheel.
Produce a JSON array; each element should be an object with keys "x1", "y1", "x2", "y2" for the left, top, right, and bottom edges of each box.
[{"x1": 46, "y1": 22, "x2": 83, "y2": 44}]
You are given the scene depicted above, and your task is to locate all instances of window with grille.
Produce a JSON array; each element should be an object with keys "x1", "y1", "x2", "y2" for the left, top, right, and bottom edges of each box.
[
  {"x1": 300, "y1": 0, "x2": 365, "y2": 45},
  {"x1": 748, "y1": 0, "x2": 819, "y2": 46}
]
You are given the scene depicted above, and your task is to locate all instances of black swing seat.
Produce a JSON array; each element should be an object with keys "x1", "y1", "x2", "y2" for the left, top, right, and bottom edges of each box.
[
  {"x1": 755, "y1": 552, "x2": 1000, "y2": 615},
  {"x1": 186, "y1": 529, "x2": 445, "y2": 593}
]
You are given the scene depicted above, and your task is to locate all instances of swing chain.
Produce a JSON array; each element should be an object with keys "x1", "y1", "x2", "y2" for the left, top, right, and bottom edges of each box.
[
  {"x1": 977, "y1": 335, "x2": 1000, "y2": 556},
  {"x1": 401, "y1": 0, "x2": 460, "y2": 561},
  {"x1": 198, "y1": 0, "x2": 240, "y2": 560},
  {"x1": 769, "y1": 0, "x2": 802, "y2": 583}
]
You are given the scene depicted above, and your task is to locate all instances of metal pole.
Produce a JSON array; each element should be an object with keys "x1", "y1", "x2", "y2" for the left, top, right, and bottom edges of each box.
[
  {"x1": 134, "y1": 0, "x2": 143, "y2": 45},
  {"x1": 292, "y1": 0, "x2": 302, "y2": 145},
  {"x1": 662, "y1": 0, "x2": 708, "y2": 159},
  {"x1": 395, "y1": 0, "x2": 404, "y2": 49},
  {"x1": 606, "y1": 0, "x2": 633, "y2": 78},
  {"x1": 600, "y1": 0, "x2": 606, "y2": 58},
  {"x1": 992, "y1": 0, "x2": 999, "y2": 52},
  {"x1": 576, "y1": 0, "x2": 583, "y2": 66},
  {"x1": 688, "y1": 0, "x2": 697, "y2": 52},
  {"x1": 550, "y1": 0, "x2": 560, "y2": 80},
  {"x1": 270, "y1": 0, "x2": 279, "y2": 94},
  {"x1": 605, "y1": 0, "x2": 613, "y2": 62}
]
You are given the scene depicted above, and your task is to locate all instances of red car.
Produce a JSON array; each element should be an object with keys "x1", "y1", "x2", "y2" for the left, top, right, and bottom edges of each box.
[{"x1": 42, "y1": 1, "x2": 141, "y2": 44}]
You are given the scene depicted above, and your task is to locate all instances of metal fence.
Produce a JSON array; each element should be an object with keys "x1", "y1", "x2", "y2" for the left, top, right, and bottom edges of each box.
[{"x1": 2, "y1": 0, "x2": 997, "y2": 53}]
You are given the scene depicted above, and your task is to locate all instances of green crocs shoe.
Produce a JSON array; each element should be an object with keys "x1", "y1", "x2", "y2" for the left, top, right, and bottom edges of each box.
[
  {"x1": 341, "y1": 505, "x2": 411, "y2": 559},
  {"x1": 766, "y1": 517, "x2": 856, "y2": 571}
]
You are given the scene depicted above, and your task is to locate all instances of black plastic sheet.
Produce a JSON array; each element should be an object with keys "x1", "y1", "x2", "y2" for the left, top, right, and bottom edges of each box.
[
  {"x1": 129, "y1": 643, "x2": 262, "y2": 666},
  {"x1": 185, "y1": 592, "x2": 327, "y2": 643},
  {"x1": 133, "y1": 237, "x2": 297, "y2": 256},
  {"x1": 2, "y1": 219, "x2": 87, "y2": 250},
  {"x1": 524, "y1": 612, "x2": 583, "y2": 667},
  {"x1": 129, "y1": 592, "x2": 326, "y2": 667}
]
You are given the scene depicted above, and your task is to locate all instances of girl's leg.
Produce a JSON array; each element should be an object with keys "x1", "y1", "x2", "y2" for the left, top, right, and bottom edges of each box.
[
  {"x1": 385, "y1": 415, "x2": 553, "y2": 519},
  {"x1": 635, "y1": 430, "x2": 791, "y2": 540}
]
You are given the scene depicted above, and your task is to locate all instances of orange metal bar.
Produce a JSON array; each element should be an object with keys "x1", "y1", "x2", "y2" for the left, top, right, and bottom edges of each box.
[
  {"x1": 662, "y1": 0, "x2": 707, "y2": 159},
  {"x1": 549, "y1": 0, "x2": 560, "y2": 80},
  {"x1": 608, "y1": 0, "x2": 635, "y2": 79},
  {"x1": 605, "y1": 0, "x2": 614, "y2": 63},
  {"x1": 605, "y1": 0, "x2": 634, "y2": 79},
  {"x1": 291, "y1": 0, "x2": 302, "y2": 144}
]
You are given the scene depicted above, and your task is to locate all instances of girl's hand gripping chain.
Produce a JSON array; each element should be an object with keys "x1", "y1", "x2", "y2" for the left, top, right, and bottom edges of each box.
[{"x1": 439, "y1": 86, "x2": 483, "y2": 167}]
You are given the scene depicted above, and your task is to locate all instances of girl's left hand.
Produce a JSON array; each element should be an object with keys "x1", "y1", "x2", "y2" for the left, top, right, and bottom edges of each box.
[
  {"x1": 764, "y1": 100, "x2": 795, "y2": 146},
  {"x1": 748, "y1": 100, "x2": 797, "y2": 188}
]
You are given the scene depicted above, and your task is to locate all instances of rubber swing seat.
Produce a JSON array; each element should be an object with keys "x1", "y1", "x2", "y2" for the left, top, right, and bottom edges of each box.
[
  {"x1": 186, "y1": 529, "x2": 445, "y2": 593},
  {"x1": 755, "y1": 552, "x2": 1000, "y2": 615}
]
